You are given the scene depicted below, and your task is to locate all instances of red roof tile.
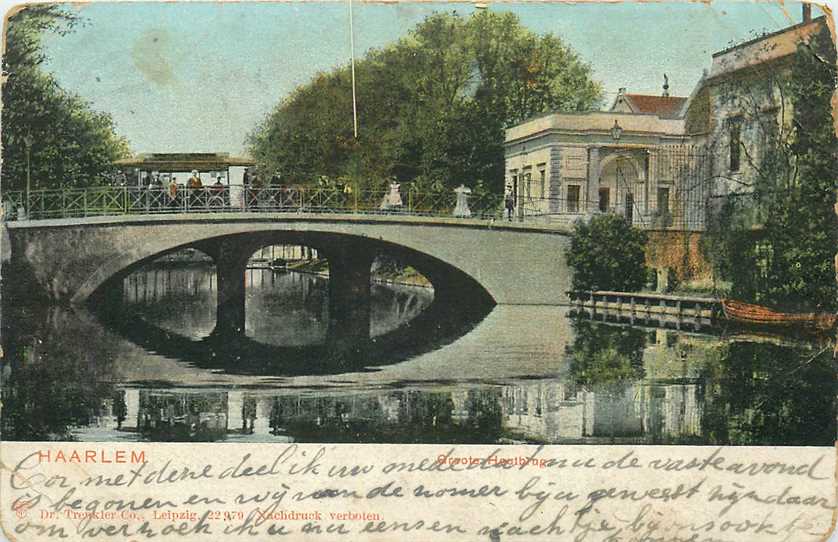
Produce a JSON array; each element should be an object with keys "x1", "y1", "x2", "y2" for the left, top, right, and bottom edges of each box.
[{"x1": 625, "y1": 94, "x2": 688, "y2": 119}]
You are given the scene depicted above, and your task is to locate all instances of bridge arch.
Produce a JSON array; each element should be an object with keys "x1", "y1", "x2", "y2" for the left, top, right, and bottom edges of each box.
[
  {"x1": 5, "y1": 214, "x2": 572, "y2": 307},
  {"x1": 84, "y1": 229, "x2": 492, "y2": 306}
]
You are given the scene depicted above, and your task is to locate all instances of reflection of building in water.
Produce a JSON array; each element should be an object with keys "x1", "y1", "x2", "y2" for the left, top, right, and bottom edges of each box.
[
  {"x1": 69, "y1": 397, "x2": 125, "y2": 440},
  {"x1": 501, "y1": 329, "x2": 708, "y2": 443},
  {"x1": 135, "y1": 390, "x2": 228, "y2": 441},
  {"x1": 502, "y1": 382, "x2": 593, "y2": 441},
  {"x1": 98, "y1": 331, "x2": 709, "y2": 443},
  {"x1": 500, "y1": 380, "x2": 701, "y2": 444},
  {"x1": 124, "y1": 268, "x2": 215, "y2": 304},
  {"x1": 113, "y1": 387, "x2": 497, "y2": 442}
]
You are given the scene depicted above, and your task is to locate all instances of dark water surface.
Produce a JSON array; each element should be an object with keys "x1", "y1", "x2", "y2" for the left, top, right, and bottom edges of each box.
[{"x1": 2, "y1": 266, "x2": 835, "y2": 445}]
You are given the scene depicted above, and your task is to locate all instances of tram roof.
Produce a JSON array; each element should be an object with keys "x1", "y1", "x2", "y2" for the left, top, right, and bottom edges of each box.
[{"x1": 115, "y1": 153, "x2": 255, "y2": 171}]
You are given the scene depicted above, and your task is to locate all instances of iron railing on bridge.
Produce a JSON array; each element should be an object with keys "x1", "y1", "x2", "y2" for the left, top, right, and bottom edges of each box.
[
  {"x1": 1, "y1": 185, "x2": 506, "y2": 222},
  {"x1": 1, "y1": 184, "x2": 707, "y2": 230}
]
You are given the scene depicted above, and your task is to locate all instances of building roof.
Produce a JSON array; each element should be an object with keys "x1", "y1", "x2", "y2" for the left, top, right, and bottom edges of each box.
[
  {"x1": 708, "y1": 16, "x2": 829, "y2": 81},
  {"x1": 505, "y1": 111, "x2": 686, "y2": 144},
  {"x1": 616, "y1": 94, "x2": 689, "y2": 119},
  {"x1": 115, "y1": 152, "x2": 255, "y2": 171}
]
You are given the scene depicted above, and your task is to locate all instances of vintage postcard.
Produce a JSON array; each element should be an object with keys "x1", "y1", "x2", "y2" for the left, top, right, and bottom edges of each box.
[{"x1": 1, "y1": 1, "x2": 837, "y2": 540}]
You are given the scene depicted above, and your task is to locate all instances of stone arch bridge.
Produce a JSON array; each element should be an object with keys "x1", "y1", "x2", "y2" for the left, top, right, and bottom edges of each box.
[{"x1": 4, "y1": 213, "x2": 571, "y2": 336}]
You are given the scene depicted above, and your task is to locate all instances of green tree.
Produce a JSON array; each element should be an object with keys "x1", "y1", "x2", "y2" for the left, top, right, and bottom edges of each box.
[
  {"x1": 700, "y1": 341, "x2": 835, "y2": 446},
  {"x1": 566, "y1": 214, "x2": 649, "y2": 292},
  {"x1": 248, "y1": 10, "x2": 602, "y2": 193},
  {"x1": 2, "y1": 5, "x2": 130, "y2": 191},
  {"x1": 759, "y1": 27, "x2": 838, "y2": 311}
]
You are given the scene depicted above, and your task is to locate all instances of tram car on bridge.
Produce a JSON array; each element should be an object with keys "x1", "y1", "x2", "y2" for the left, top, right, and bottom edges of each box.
[
  {"x1": 114, "y1": 152, "x2": 257, "y2": 211},
  {"x1": 114, "y1": 152, "x2": 255, "y2": 188}
]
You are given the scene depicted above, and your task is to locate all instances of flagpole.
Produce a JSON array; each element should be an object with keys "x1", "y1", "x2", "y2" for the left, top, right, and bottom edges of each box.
[{"x1": 348, "y1": 0, "x2": 358, "y2": 139}]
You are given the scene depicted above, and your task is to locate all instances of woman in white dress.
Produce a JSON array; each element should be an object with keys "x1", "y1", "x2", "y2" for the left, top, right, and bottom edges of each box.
[{"x1": 380, "y1": 180, "x2": 403, "y2": 210}]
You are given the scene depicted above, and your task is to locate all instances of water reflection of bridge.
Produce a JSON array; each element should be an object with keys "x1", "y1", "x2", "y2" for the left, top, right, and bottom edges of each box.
[
  {"x1": 109, "y1": 267, "x2": 464, "y2": 375},
  {"x1": 84, "y1": 373, "x2": 704, "y2": 444}
]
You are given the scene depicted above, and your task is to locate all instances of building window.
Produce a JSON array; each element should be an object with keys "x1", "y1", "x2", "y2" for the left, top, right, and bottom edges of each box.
[
  {"x1": 523, "y1": 167, "x2": 532, "y2": 199},
  {"x1": 538, "y1": 165, "x2": 546, "y2": 199},
  {"x1": 598, "y1": 187, "x2": 610, "y2": 212},
  {"x1": 728, "y1": 118, "x2": 741, "y2": 172},
  {"x1": 567, "y1": 185, "x2": 580, "y2": 213},
  {"x1": 657, "y1": 187, "x2": 670, "y2": 215}
]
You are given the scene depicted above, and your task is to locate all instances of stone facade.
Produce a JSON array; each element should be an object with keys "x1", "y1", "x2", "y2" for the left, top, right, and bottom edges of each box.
[
  {"x1": 504, "y1": 15, "x2": 830, "y2": 234},
  {"x1": 504, "y1": 109, "x2": 698, "y2": 230},
  {"x1": 695, "y1": 17, "x2": 828, "y2": 199}
]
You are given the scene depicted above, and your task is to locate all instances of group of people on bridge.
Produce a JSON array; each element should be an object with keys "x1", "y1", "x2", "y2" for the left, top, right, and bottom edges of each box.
[{"x1": 142, "y1": 170, "x2": 229, "y2": 210}]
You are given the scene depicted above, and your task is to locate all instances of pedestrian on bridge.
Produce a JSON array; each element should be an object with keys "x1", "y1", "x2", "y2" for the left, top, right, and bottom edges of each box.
[
  {"x1": 187, "y1": 170, "x2": 203, "y2": 209},
  {"x1": 380, "y1": 179, "x2": 403, "y2": 213},
  {"x1": 210, "y1": 176, "x2": 226, "y2": 209},
  {"x1": 504, "y1": 186, "x2": 515, "y2": 222},
  {"x1": 146, "y1": 172, "x2": 163, "y2": 212},
  {"x1": 168, "y1": 177, "x2": 179, "y2": 209}
]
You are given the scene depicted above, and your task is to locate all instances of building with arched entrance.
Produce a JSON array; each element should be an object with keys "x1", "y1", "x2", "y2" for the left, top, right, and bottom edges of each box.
[
  {"x1": 504, "y1": 12, "x2": 829, "y2": 235},
  {"x1": 503, "y1": 85, "x2": 707, "y2": 231}
]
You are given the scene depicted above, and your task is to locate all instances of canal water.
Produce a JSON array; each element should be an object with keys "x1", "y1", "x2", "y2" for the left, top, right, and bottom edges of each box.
[{"x1": 1, "y1": 265, "x2": 835, "y2": 445}]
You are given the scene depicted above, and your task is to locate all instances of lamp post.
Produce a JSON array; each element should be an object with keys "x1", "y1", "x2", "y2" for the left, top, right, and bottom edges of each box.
[
  {"x1": 348, "y1": 0, "x2": 358, "y2": 139},
  {"x1": 23, "y1": 133, "x2": 33, "y2": 217},
  {"x1": 610, "y1": 120, "x2": 623, "y2": 142}
]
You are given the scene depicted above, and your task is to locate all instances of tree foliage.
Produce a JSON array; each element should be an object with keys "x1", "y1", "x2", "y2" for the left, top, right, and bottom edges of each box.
[
  {"x1": 568, "y1": 319, "x2": 645, "y2": 387},
  {"x1": 2, "y1": 5, "x2": 130, "y2": 191},
  {"x1": 704, "y1": 25, "x2": 838, "y2": 311},
  {"x1": 566, "y1": 214, "x2": 648, "y2": 292},
  {"x1": 700, "y1": 341, "x2": 835, "y2": 446},
  {"x1": 247, "y1": 11, "x2": 602, "y2": 193}
]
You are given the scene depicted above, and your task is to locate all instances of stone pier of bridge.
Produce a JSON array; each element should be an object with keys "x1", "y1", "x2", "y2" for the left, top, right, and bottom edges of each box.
[{"x1": 194, "y1": 235, "x2": 378, "y2": 342}]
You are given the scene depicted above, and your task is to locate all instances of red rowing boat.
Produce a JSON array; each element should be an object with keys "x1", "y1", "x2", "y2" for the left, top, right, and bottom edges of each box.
[{"x1": 721, "y1": 299, "x2": 838, "y2": 332}]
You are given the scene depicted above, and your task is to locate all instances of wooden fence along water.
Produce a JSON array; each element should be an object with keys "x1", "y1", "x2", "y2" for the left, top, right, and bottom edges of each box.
[{"x1": 568, "y1": 290, "x2": 720, "y2": 331}]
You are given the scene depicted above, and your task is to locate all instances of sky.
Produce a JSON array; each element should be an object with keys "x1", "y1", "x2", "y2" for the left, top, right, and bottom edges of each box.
[{"x1": 22, "y1": 1, "x2": 830, "y2": 155}]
